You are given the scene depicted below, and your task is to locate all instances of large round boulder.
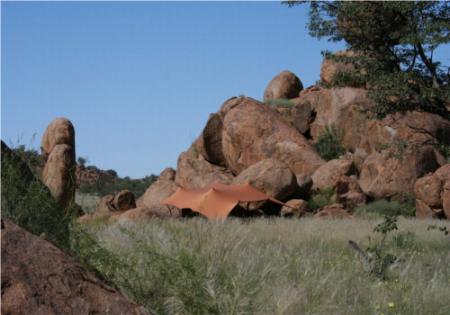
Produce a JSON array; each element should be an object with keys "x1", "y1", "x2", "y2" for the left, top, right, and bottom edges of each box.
[
  {"x1": 311, "y1": 157, "x2": 356, "y2": 191},
  {"x1": 280, "y1": 199, "x2": 307, "y2": 217},
  {"x1": 41, "y1": 117, "x2": 75, "y2": 160},
  {"x1": 42, "y1": 144, "x2": 76, "y2": 209},
  {"x1": 263, "y1": 70, "x2": 303, "y2": 101},
  {"x1": 137, "y1": 177, "x2": 179, "y2": 208},
  {"x1": 443, "y1": 180, "x2": 450, "y2": 219},
  {"x1": 175, "y1": 150, "x2": 234, "y2": 189},
  {"x1": 136, "y1": 167, "x2": 180, "y2": 217},
  {"x1": 233, "y1": 158, "x2": 299, "y2": 202},
  {"x1": 221, "y1": 96, "x2": 324, "y2": 176},
  {"x1": 112, "y1": 190, "x2": 136, "y2": 211},
  {"x1": 414, "y1": 164, "x2": 450, "y2": 219},
  {"x1": 196, "y1": 113, "x2": 226, "y2": 166},
  {"x1": 359, "y1": 146, "x2": 441, "y2": 199}
]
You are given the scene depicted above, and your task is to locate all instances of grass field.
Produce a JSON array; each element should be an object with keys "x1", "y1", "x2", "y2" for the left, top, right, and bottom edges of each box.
[{"x1": 73, "y1": 217, "x2": 450, "y2": 315}]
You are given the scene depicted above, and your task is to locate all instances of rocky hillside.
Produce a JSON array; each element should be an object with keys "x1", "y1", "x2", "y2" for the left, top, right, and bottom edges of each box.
[{"x1": 80, "y1": 54, "x2": 450, "y2": 223}]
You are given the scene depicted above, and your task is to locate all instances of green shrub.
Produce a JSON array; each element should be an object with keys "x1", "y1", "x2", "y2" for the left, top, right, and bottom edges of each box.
[
  {"x1": 436, "y1": 143, "x2": 450, "y2": 163},
  {"x1": 265, "y1": 98, "x2": 296, "y2": 107},
  {"x1": 307, "y1": 187, "x2": 336, "y2": 210},
  {"x1": 1, "y1": 141, "x2": 75, "y2": 250},
  {"x1": 355, "y1": 198, "x2": 415, "y2": 218},
  {"x1": 314, "y1": 126, "x2": 345, "y2": 161}
]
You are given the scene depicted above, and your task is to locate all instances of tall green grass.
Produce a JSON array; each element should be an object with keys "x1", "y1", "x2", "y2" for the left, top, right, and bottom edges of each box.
[
  {"x1": 73, "y1": 218, "x2": 450, "y2": 315},
  {"x1": 1, "y1": 141, "x2": 76, "y2": 250}
]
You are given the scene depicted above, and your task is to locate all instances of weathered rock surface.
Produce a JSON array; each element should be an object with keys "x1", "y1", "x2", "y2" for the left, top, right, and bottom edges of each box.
[
  {"x1": 196, "y1": 114, "x2": 227, "y2": 166},
  {"x1": 95, "y1": 194, "x2": 115, "y2": 213},
  {"x1": 414, "y1": 164, "x2": 450, "y2": 219},
  {"x1": 263, "y1": 70, "x2": 303, "y2": 101},
  {"x1": 320, "y1": 50, "x2": 357, "y2": 85},
  {"x1": 280, "y1": 199, "x2": 307, "y2": 217},
  {"x1": 359, "y1": 146, "x2": 441, "y2": 199},
  {"x1": 415, "y1": 199, "x2": 440, "y2": 219},
  {"x1": 137, "y1": 177, "x2": 179, "y2": 208},
  {"x1": 41, "y1": 117, "x2": 75, "y2": 160},
  {"x1": 443, "y1": 180, "x2": 450, "y2": 219},
  {"x1": 221, "y1": 96, "x2": 324, "y2": 176},
  {"x1": 365, "y1": 111, "x2": 450, "y2": 153},
  {"x1": 414, "y1": 174, "x2": 443, "y2": 208},
  {"x1": 42, "y1": 144, "x2": 76, "y2": 209},
  {"x1": 296, "y1": 87, "x2": 373, "y2": 152},
  {"x1": 1, "y1": 219, "x2": 150, "y2": 315},
  {"x1": 311, "y1": 158, "x2": 356, "y2": 190},
  {"x1": 131, "y1": 167, "x2": 182, "y2": 218},
  {"x1": 175, "y1": 150, "x2": 234, "y2": 189},
  {"x1": 41, "y1": 118, "x2": 76, "y2": 210},
  {"x1": 233, "y1": 158, "x2": 299, "y2": 202},
  {"x1": 112, "y1": 190, "x2": 136, "y2": 211},
  {"x1": 159, "y1": 167, "x2": 176, "y2": 181}
]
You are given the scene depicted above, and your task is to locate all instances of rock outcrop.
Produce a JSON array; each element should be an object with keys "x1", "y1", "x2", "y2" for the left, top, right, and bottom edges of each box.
[
  {"x1": 232, "y1": 158, "x2": 299, "y2": 210},
  {"x1": 221, "y1": 96, "x2": 324, "y2": 176},
  {"x1": 112, "y1": 190, "x2": 136, "y2": 211},
  {"x1": 359, "y1": 146, "x2": 441, "y2": 199},
  {"x1": 263, "y1": 70, "x2": 303, "y2": 101},
  {"x1": 137, "y1": 167, "x2": 181, "y2": 218},
  {"x1": 41, "y1": 118, "x2": 75, "y2": 160},
  {"x1": 414, "y1": 164, "x2": 450, "y2": 219},
  {"x1": 280, "y1": 199, "x2": 307, "y2": 217},
  {"x1": 311, "y1": 157, "x2": 356, "y2": 191},
  {"x1": 175, "y1": 151, "x2": 234, "y2": 189},
  {"x1": 1, "y1": 219, "x2": 150, "y2": 315},
  {"x1": 42, "y1": 144, "x2": 76, "y2": 210},
  {"x1": 41, "y1": 118, "x2": 76, "y2": 210}
]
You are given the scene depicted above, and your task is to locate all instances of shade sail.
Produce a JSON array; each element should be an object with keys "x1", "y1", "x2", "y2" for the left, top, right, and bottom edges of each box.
[{"x1": 162, "y1": 182, "x2": 289, "y2": 219}]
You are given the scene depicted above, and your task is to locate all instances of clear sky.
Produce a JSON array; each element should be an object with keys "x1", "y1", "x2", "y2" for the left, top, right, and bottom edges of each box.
[{"x1": 2, "y1": 2, "x2": 448, "y2": 178}]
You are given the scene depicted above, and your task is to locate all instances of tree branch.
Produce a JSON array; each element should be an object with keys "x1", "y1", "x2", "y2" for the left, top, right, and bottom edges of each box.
[{"x1": 416, "y1": 43, "x2": 442, "y2": 88}]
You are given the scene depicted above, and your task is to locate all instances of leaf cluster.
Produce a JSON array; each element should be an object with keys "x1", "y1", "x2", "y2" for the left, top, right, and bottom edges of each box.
[{"x1": 287, "y1": 1, "x2": 450, "y2": 118}]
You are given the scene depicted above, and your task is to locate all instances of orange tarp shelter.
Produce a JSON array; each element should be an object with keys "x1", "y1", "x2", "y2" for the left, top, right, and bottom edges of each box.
[{"x1": 162, "y1": 182, "x2": 288, "y2": 219}]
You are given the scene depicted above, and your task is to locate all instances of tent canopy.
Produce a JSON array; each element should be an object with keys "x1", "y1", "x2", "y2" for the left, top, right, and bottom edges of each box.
[{"x1": 162, "y1": 182, "x2": 287, "y2": 219}]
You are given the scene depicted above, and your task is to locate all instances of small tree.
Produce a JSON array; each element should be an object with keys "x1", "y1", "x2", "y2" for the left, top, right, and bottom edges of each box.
[
  {"x1": 286, "y1": 1, "x2": 450, "y2": 118},
  {"x1": 77, "y1": 156, "x2": 88, "y2": 167}
]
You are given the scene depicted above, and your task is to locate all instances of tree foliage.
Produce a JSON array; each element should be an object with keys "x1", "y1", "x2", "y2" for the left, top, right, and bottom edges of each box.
[{"x1": 286, "y1": 1, "x2": 450, "y2": 118}]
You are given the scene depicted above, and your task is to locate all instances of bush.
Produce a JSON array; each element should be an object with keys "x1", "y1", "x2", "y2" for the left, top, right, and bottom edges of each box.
[
  {"x1": 314, "y1": 126, "x2": 346, "y2": 161},
  {"x1": 265, "y1": 98, "x2": 296, "y2": 107},
  {"x1": 355, "y1": 198, "x2": 415, "y2": 218},
  {"x1": 1, "y1": 141, "x2": 75, "y2": 250},
  {"x1": 307, "y1": 187, "x2": 336, "y2": 210}
]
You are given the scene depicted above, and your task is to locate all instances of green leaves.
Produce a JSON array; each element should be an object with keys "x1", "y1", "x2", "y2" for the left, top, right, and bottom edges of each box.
[{"x1": 289, "y1": 1, "x2": 450, "y2": 119}]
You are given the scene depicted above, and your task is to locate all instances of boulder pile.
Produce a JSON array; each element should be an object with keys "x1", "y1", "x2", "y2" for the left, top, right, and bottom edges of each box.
[{"x1": 76, "y1": 53, "x2": 450, "y2": 221}]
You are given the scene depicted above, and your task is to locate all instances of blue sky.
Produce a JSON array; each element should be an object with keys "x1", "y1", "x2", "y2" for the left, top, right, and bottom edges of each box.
[{"x1": 2, "y1": 2, "x2": 448, "y2": 178}]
